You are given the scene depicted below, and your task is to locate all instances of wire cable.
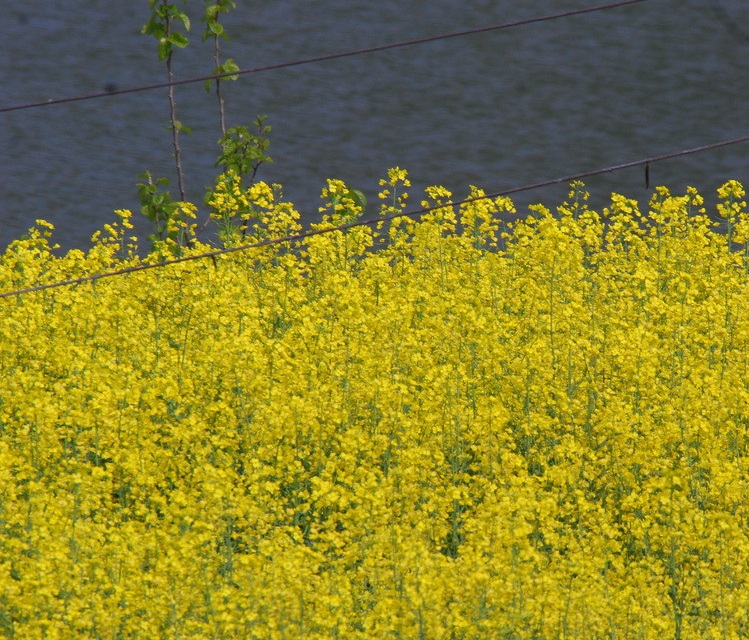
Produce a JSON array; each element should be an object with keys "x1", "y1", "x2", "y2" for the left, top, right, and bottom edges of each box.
[
  {"x1": 0, "y1": 0, "x2": 651, "y2": 114},
  {"x1": 1, "y1": 129, "x2": 747, "y2": 300}
]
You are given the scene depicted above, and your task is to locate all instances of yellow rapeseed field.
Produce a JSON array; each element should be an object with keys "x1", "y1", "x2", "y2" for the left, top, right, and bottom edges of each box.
[{"x1": 2, "y1": 170, "x2": 749, "y2": 638}]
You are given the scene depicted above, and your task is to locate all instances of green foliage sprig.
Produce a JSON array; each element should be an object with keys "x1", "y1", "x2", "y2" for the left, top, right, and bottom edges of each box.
[
  {"x1": 137, "y1": 171, "x2": 196, "y2": 254},
  {"x1": 205, "y1": 117, "x2": 273, "y2": 242},
  {"x1": 142, "y1": 0, "x2": 191, "y2": 201},
  {"x1": 202, "y1": 0, "x2": 238, "y2": 135},
  {"x1": 142, "y1": 0, "x2": 191, "y2": 61},
  {"x1": 216, "y1": 116, "x2": 272, "y2": 182}
]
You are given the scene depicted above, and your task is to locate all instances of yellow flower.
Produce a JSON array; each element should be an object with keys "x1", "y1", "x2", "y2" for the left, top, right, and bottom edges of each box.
[{"x1": 2, "y1": 178, "x2": 749, "y2": 637}]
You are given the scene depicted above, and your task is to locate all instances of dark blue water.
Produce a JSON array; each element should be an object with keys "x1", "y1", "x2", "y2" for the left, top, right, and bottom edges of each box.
[{"x1": 1, "y1": 1, "x2": 748, "y2": 251}]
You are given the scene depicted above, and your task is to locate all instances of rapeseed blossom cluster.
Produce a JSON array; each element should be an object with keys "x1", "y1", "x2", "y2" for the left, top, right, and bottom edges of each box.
[{"x1": 2, "y1": 174, "x2": 749, "y2": 637}]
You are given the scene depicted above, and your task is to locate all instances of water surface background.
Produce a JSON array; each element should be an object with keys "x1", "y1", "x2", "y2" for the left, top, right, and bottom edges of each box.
[{"x1": 1, "y1": 0, "x2": 748, "y2": 251}]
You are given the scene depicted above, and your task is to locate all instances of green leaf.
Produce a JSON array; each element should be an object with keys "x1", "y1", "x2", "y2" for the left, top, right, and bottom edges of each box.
[
  {"x1": 348, "y1": 189, "x2": 367, "y2": 210},
  {"x1": 177, "y1": 12, "x2": 191, "y2": 31},
  {"x1": 157, "y1": 40, "x2": 171, "y2": 61},
  {"x1": 218, "y1": 59, "x2": 239, "y2": 81},
  {"x1": 142, "y1": 19, "x2": 166, "y2": 38},
  {"x1": 174, "y1": 120, "x2": 192, "y2": 135},
  {"x1": 169, "y1": 32, "x2": 189, "y2": 48}
]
